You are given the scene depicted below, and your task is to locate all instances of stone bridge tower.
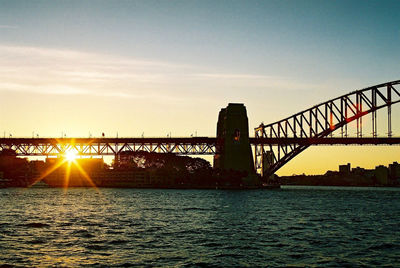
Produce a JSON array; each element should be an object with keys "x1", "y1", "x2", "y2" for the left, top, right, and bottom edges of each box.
[{"x1": 213, "y1": 103, "x2": 255, "y2": 175}]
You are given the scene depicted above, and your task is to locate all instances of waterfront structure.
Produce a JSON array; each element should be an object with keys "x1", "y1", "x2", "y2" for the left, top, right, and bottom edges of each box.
[
  {"x1": 280, "y1": 161, "x2": 400, "y2": 187},
  {"x1": 374, "y1": 165, "x2": 389, "y2": 185},
  {"x1": 0, "y1": 80, "x2": 399, "y2": 180},
  {"x1": 389, "y1": 162, "x2": 400, "y2": 184},
  {"x1": 337, "y1": 163, "x2": 397, "y2": 185},
  {"x1": 214, "y1": 103, "x2": 255, "y2": 175},
  {"x1": 42, "y1": 158, "x2": 174, "y2": 188},
  {"x1": 339, "y1": 163, "x2": 351, "y2": 174}
]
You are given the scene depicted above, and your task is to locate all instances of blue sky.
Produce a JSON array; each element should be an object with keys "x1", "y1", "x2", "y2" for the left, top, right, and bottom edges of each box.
[
  {"x1": 1, "y1": 0, "x2": 398, "y2": 76},
  {"x1": 0, "y1": 0, "x2": 399, "y2": 174}
]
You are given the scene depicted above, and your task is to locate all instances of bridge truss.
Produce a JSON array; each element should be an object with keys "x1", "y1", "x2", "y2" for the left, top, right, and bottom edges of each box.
[
  {"x1": 1, "y1": 137, "x2": 399, "y2": 158},
  {"x1": 0, "y1": 138, "x2": 217, "y2": 156},
  {"x1": 254, "y1": 80, "x2": 400, "y2": 177}
]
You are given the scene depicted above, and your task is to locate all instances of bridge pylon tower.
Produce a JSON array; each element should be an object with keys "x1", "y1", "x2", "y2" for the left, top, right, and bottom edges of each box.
[{"x1": 214, "y1": 103, "x2": 255, "y2": 176}]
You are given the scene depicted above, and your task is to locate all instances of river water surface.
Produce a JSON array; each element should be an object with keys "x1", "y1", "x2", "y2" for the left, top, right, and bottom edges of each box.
[{"x1": 0, "y1": 186, "x2": 399, "y2": 267}]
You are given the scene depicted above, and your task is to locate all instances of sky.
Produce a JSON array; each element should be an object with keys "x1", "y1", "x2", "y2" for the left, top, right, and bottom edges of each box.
[{"x1": 0, "y1": 0, "x2": 399, "y2": 175}]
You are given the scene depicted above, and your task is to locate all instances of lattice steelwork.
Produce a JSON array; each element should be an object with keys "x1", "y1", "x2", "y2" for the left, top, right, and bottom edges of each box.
[
  {"x1": 254, "y1": 80, "x2": 400, "y2": 178},
  {"x1": 1, "y1": 137, "x2": 399, "y2": 157},
  {"x1": 0, "y1": 138, "x2": 216, "y2": 156}
]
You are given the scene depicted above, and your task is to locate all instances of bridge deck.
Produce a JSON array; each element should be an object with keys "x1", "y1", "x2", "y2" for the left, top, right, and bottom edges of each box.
[
  {"x1": 0, "y1": 137, "x2": 399, "y2": 156},
  {"x1": 1, "y1": 137, "x2": 400, "y2": 144}
]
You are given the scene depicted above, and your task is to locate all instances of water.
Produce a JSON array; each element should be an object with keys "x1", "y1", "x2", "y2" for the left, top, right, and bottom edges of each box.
[{"x1": 1, "y1": 186, "x2": 399, "y2": 267}]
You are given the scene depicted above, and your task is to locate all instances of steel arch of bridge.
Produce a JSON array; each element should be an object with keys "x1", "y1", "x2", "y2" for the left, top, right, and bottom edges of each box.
[{"x1": 254, "y1": 80, "x2": 400, "y2": 177}]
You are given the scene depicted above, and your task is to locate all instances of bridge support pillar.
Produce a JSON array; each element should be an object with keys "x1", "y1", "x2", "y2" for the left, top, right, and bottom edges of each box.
[{"x1": 214, "y1": 103, "x2": 256, "y2": 177}]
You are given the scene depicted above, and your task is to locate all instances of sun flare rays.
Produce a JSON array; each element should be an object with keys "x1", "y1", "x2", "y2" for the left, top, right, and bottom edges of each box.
[{"x1": 29, "y1": 148, "x2": 99, "y2": 192}]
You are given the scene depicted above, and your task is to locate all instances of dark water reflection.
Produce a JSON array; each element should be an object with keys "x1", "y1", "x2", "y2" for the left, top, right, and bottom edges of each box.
[{"x1": 0, "y1": 186, "x2": 399, "y2": 267}]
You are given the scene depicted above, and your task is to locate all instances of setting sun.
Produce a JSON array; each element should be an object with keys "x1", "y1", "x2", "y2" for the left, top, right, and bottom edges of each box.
[{"x1": 65, "y1": 151, "x2": 78, "y2": 162}]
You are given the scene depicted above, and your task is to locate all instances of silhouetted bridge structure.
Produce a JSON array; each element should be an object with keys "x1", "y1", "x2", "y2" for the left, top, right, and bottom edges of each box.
[
  {"x1": 1, "y1": 80, "x2": 399, "y2": 177},
  {"x1": 1, "y1": 137, "x2": 399, "y2": 156}
]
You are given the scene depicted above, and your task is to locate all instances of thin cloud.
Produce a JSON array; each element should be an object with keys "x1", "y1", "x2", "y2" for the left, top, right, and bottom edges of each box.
[
  {"x1": 0, "y1": 45, "x2": 190, "y2": 100},
  {"x1": 0, "y1": 44, "x2": 321, "y2": 102}
]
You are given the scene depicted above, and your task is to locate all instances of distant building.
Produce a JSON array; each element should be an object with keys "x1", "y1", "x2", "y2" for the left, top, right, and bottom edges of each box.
[
  {"x1": 95, "y1": 168, "x2": 152, "y2": 187},
  {"x1": 374, "y1": 165, "x2": 389, "y2": 185},
  {"x1": 116, "y1": 151, "x2": 136, "y2": 167},
  {"x1": 339, "y1": 163, "x2": 351, "y2": 174},
  {"x1": 352, "y1": 166, "x2": 365, "y2": 175},
  {"x1": 29, "y1": 160, "x2": 46, "y2": 180},
  {"x1": 0, "y1": 149, "x2": 30, "y2": 186},
  {"x1": 43, "y1": 157, "x2": 105, "y2": 187},
  {"x1": 389, "y1": 162, "x2": 400, "y2": 184}
]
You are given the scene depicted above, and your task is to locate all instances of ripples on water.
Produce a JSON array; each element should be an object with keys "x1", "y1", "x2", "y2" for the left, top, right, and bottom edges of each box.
[{"x1": 0, "y1": 186, "x2": 399, "y2": 267}]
